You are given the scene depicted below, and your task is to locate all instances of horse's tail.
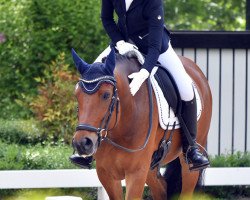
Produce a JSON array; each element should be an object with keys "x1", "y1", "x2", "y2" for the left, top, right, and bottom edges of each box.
[{"x1": 163, "y1": 157, "x2": 204, "y2": 199}]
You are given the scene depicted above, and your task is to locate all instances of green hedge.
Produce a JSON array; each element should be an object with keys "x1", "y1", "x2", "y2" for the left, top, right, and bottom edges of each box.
[
  {"x1": 204, "y1": 185, "x2": 250, "y2": 200},
  {"x1": 0, "y1": 119, "x2": 42, "y2": 145},
  {"x1": 210, "y1": 152, "x2": 250, "y2": 167},
  {"x1": 0, "y1": 140, "x2": 76, "y2": 170},
  {"x1": 0, "y1": 140, "x2": 96, "y2": 199},
  {"x1": 204, "y1": 152, "x2": 250, "y2": 199}
]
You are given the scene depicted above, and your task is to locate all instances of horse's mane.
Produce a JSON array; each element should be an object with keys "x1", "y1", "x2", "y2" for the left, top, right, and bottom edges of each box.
[
  {"x1": 100, "y1": 53, "x2": 141, "y2": 85},
  {"x1": 101, "y1": 53, "x2": 138, "y2": 64}
]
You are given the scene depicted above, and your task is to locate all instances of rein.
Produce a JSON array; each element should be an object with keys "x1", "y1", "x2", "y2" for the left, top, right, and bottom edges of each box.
[
  {"x1": 103, "y1": 78, "x2": 153, "y2": 153},
  {"x1": 76, "y1": 76, "x2": 154, "y2": 153}
]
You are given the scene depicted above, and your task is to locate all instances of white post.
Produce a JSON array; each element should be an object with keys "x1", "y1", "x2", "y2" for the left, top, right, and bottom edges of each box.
[{"x1": 97, "y1": 187, "x2": 109, "y2": 200}]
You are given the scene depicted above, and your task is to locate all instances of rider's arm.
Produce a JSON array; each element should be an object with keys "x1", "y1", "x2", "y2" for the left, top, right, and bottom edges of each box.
[
  {"x1": 142, "y1": 0, "x2": 165, "y2": 72},
  {"x1": 101, "y1": 0, "x2": 124, "y2": 45}
]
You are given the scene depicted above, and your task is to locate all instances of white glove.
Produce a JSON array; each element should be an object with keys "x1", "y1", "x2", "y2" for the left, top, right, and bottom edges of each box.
[
  {"x1": 128, "y1": 68, "x2": 149, "y2": 96},
  {"x1": 116, "y1": 40, "x2": 138, "y2": 55},
  {"x1": 126, "y1": 48, "x2": 145, "y2": 65}
]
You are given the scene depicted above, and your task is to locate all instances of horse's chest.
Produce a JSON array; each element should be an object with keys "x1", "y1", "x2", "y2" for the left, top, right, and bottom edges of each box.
[{"x1": 96, "y1": 148, "x2": 127, "y2": 179}]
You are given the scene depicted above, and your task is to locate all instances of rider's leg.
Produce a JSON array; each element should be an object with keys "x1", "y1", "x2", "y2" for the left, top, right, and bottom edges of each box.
[{"x1": 158, "y1": 42, "x2": 209, "y2": 171}]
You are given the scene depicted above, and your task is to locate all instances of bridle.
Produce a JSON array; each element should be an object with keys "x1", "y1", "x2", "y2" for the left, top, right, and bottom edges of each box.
[
  {"x1": 75, "y1": 76, "x2": 119, "y2": 147},
  {"x1": 75, "y1": 75, "x2": 154, "y2": 153}
]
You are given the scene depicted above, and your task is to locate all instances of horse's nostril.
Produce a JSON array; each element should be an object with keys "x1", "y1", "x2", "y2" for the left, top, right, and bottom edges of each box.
[
  {"x1": 81, "y1": 137, "x2": 93, "y2": 150},
  {"x1": 72, "y1": 137, "x2": 94, "y2": 155}
]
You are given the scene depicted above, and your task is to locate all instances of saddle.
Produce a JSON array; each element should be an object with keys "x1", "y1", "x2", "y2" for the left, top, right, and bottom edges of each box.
[
  {"x1": 150, "y1": 66, "x2": 202, "y2": 131},
  {"x1": 152, "y1": 65, "x2": 181, "y2": 116}
]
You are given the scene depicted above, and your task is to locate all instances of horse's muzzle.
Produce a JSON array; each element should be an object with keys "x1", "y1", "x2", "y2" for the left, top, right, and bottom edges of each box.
[{"x1": 72, "y1": 136, "x2": 95, "y2": 156}]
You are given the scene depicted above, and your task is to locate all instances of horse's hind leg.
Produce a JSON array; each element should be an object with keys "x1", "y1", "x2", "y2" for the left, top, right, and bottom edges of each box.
[
  {"x1": 146, "y1": 168, "x2": 167, "y2": 200},
  {"x1": 179, "y1": 155, "x2": 200, "y2": 200}
]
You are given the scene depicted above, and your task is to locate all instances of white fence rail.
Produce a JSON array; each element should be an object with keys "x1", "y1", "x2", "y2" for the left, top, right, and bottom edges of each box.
[
  {"x1": 0, "y1": 169, "x2": 109, "y2": 200},
  {"x1": 1, "y1": 168, "x2": 250, "y2": 199},
  {"x1": 1, "y1": 168, "x2": 250, "y2": 188}
]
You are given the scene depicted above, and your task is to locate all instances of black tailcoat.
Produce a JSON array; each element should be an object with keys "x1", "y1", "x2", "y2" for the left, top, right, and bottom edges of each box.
[{"x1": 101, "y1": 0, "x2": 170, "y2": 72}]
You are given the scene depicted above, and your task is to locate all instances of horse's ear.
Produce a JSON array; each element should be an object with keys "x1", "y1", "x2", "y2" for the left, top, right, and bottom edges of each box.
[
  {"x1": 71, "y1": 48, "x2": 89, "y2": 74},
  {"x1": 105, "y1": 48, "x2": 116, "y2": 75}
]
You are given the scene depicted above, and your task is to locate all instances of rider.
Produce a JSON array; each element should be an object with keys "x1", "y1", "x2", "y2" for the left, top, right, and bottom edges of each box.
[{"x1": 99, "y1": 0, "x2": 210, "y2": 170}]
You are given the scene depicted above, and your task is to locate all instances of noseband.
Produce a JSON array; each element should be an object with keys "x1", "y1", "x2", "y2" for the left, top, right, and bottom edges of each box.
[{"x1": 75, "y1": 76, "x2": 119, "y2": 147}]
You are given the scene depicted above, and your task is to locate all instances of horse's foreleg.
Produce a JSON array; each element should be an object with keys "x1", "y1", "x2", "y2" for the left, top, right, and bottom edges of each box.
[
  {"x1": 97, "y1": 169, "x2": 123, "y2": 200},
  {"x1": 101, "y1": 179, "x2": 123, "y2": 200},
  {"x1": 146, "y1": 168, "x2": 167, "y2": 200},
  {"x1": 179, "y1": 155, "x2": 200, "y2": 200},
  {"x1": 125, "y1": 169, "x2": 149, "y2": 200}
]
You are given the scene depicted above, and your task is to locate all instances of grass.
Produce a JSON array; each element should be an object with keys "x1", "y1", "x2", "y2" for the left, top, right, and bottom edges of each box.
[{"x1": 1, "y1": 188, "x2": 96, "y2": 200}]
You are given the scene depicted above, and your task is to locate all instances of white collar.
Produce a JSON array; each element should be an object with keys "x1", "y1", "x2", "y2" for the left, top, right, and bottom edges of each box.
[{"x1": 125, "y1": 0, "x2": 134, "y2": 11}]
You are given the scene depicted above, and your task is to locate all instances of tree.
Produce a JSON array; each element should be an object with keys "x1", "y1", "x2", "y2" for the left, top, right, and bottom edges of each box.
[
  {"x1": 247, "y1": 0, "x2": 250, "y2": 30},
  {"x1": 0, "y1": 0, "x2": 108, "y2": 119},
  {"x1": 164, "y1": 0, "x2": 246, "y2": 31}
]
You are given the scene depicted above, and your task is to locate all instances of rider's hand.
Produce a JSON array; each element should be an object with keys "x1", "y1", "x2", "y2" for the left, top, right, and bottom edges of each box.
[
  {"x1": 128, "y1": 68, "x2": 149, "y2": 96},
  {"x1": 116, "y1": 40, "x2": 138, "y2": 55}
]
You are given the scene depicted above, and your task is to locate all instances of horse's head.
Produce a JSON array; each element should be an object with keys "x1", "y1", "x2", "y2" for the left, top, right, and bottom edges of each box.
[{"x1": 71, "y1": 48, "x2": 118, "y2": 157}]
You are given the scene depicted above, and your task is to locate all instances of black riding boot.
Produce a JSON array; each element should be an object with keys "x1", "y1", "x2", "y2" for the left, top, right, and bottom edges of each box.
[{"x1": 179, "y1": 97, "x2": 210, "y2": 171}]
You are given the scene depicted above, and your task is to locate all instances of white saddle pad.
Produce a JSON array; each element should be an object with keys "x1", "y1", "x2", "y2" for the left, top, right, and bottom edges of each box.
[{"x1": 150, "y1": 67, "x2": 202, "y2": 130}]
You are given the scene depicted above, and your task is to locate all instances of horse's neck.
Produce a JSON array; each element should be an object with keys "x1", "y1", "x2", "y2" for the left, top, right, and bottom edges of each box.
[
  {"x1": 113, "y1": 58, "x2": 148, "y2": 135},
  {"x1": 115, "y1": 58, "x2": 136, "y2": 116},
  {"x1": 115, "y1": 56, "x2": 140, "y2": 77}
]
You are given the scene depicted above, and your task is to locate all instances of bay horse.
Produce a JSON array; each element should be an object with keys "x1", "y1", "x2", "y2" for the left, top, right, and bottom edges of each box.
[{"x1": 71, "y1": 48, "x2": 212, "y2": 200}]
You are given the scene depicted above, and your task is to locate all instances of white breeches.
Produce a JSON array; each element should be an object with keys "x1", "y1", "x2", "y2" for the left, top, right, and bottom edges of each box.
[
  {"x1": 158, "y1": 43, "x2": 194, "y2": 101},
  {"x1": 94, "y1": 42, "x2": 194, "y2": 101}
]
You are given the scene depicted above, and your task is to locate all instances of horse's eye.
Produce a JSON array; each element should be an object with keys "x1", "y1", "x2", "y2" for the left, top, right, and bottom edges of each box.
[{"x1": 102, "y1": 92, "x2": 110, "y2": 100}]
